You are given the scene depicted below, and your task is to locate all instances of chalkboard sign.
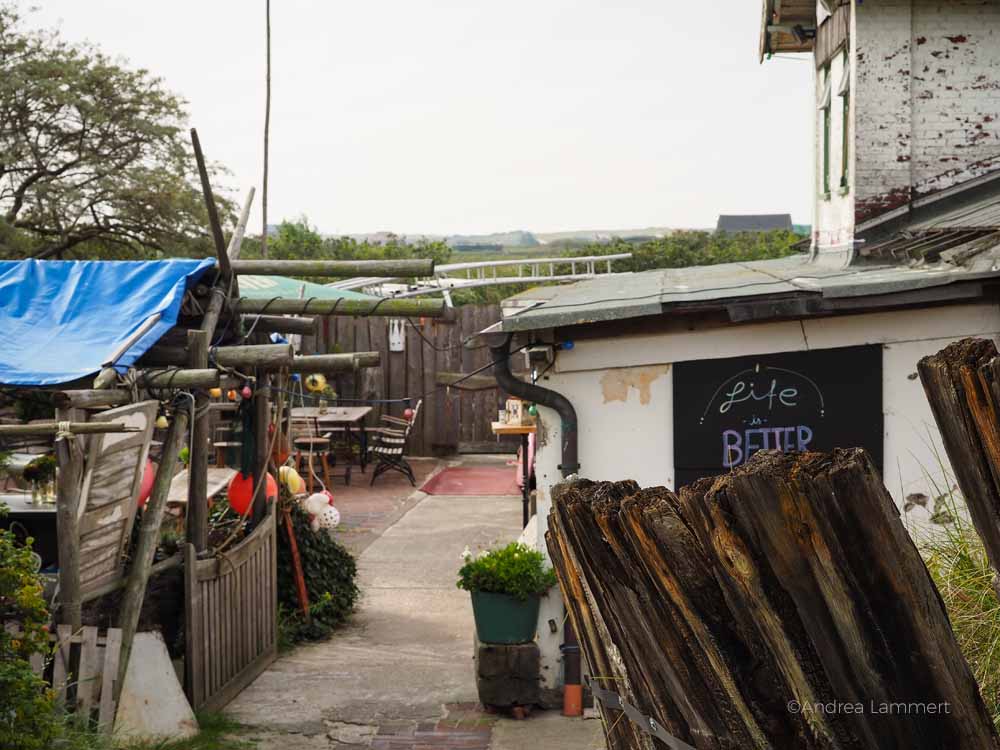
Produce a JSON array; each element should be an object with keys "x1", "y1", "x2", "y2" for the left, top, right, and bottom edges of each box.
[{"x1": 673, "y1": 345, "x2": 883, "y2": 489}]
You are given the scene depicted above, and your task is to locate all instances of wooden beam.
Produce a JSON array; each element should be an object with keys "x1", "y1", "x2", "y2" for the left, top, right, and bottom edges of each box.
[
  {"x1": 291, "y1": 352, "x2": 380, "y2": 373},
  {"x1": 252, "y1": 371, "x2": 270, "y2": 524},
  {"x1": 190, "y1": 128, "x2": 229, "y2": 273},
  {"x1": 243, "y1": 314, "x2": 317, "y2": 336},
  {"x1": 436, "y1": 371, "x2": 498, "y2": 391},
  {"x1": 187, "y1": 330, "x2": 210, "y2": 553},
  {"x1": 200, "y1": 188, "x2": 255, "y2": 338},
  {"x1": 141, "y1": 368, "x2": 220, "y2": 389},
  {"x1": 116, "y1": 406, "x2": 190, "y2": 700},
  {"x1": 55, "y1": 408, "x2": 84, "y2": 631},
  {"x1": 229, "y1": 258, "x2": 434, "y2": 278},
  {"x1": 233, "y1": 296, "x2": 449, "y2": 318},
  {"x1": 53, "y1": 390, "x2": 132, "y2": 410},
  {"x1": 0, "y1": 422, "x2": 138, "y2": 436},
  {"x1": 212, "y1": 343, "x2": 293, "y2": 369}
]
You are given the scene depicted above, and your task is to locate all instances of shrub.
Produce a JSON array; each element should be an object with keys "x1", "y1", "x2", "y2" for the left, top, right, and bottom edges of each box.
[
  {"x1": 276, "y1": 502, "x2": 359, "y2": 645},
  {"x1": 457, "y1": 542, "x2": 557, "y2": 600},
  {"x1": 0, "y1": 504, "x2": 59, "y2": 750},
  {"x1": 922, "y1": 493, "x2": 1000, "y2": 729}
]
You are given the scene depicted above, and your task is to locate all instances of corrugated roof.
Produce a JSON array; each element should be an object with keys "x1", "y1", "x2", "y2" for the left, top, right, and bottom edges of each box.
[
  {"x1": 500, "y1": 246, "x2": 1000, "y2": 332},
  {"x1": 717, "y1": 214, "x2": 793, "y2": 232}
]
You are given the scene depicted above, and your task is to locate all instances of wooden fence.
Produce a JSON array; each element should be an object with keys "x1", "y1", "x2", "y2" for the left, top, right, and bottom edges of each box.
[
  {"x1": 184, "y1": 507, "x2": 277, "y2": 712},
  {"x1": 317, "y1": 303, "x2": 528, "y2": 456}
]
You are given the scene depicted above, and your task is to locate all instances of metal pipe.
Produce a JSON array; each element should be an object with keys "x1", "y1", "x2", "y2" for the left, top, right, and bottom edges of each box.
[
  {"x1": 490, "y1": 334, "x2": 582, "y2": 716},
  {"x1": 489, "y1": 335, "x2": 579, "y2": 477}
]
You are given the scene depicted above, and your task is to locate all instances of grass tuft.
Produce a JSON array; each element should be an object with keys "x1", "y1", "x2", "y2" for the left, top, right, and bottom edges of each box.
[{"x1": 921, "y1": 492, "x2": 1000, "y2": 729}]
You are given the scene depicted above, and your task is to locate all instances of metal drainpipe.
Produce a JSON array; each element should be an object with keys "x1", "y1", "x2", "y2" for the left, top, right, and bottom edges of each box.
[{"x1": 489, "y1": 334, "x2": 583, "y2": 716}]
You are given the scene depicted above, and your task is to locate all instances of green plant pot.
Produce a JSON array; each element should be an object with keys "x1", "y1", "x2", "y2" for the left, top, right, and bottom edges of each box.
[{"x1": 470, "y1": 591, "x2": 540, "y2": 644}]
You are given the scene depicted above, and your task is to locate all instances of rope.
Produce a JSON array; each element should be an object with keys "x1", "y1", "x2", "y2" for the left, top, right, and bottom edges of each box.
[{"x1": 54, "y1": 421, "x2": 73, "y2": 442}]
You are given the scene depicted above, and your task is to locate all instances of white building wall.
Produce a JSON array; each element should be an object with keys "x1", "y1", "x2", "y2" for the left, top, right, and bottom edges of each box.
[
  {"x1": 814, "y1": 21, "x2": 856, "y2": 255},
  {"x1": 854, "y1": 0, "x2": 1000, "y2": 223},
  {"x1": 530, "y1": 302, "x2": 1000, "y2": 692}
]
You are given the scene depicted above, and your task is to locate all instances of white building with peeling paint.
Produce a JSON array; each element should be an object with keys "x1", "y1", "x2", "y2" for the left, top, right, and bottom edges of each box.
[{"x1": 495, "y1": 0, "x2": 1000, "y2": 703}]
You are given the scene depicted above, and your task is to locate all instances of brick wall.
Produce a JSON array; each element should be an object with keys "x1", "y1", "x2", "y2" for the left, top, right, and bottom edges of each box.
[{"x1": 854, "y1": 0, "x2": 1000, "y2": 225}]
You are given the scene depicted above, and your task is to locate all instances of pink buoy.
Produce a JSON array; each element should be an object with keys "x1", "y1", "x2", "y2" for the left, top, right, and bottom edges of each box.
[
  {"x1": 136, "y1": 459, "x2": 156, "y2": 509},
  {"x1": 241, "y1": 385, "x2": 253, "y2": 399}
]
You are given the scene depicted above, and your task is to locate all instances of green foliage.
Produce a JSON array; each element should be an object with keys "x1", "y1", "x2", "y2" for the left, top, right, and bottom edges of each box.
[
  {"x1": 276, "y1": 502, "x2": 359, "y2": 645},
  {"x1": 0, "y1": 503, "x2": 58, "y2": 750},
  {"x1": 457, "y1": 542, "x2": 557, "y2": 601},
  {"x1": 922, "y1": 494, "x2": 1000, "y2": 729},
  {"x1": 241, "y1": 218, "x2": 453, "y2": 271},
  {"x1": 0, "y1": 3, "x2": 231, "y2": 260}
]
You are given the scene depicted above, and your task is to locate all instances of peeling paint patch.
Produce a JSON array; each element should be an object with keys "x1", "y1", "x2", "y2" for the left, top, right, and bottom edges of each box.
[
  {"x1": 946, "y1": 35, "x2": 968, "y2": 44},
  {"x1": 600, "y1": 365, "x2": 669, "y2": 406}
]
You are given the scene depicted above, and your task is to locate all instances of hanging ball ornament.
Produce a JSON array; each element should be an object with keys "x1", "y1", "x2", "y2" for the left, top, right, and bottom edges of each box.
[
  {"x1": 209, "y1": 387, "x2": 222, "y2": 399},
  {"x1": 279, "y1": 465, "x2": 306, "y2": 495},
  {"x1": 403, "y1": 408, "x2": 415, "y2": 420},
  {"x1": 227, "y1": 389, "x2": 239, "y2": 402},
  {"x1": 241, "y1": 385, "x2": 253, "y2": 400},
  {"x1": 155, "y1": 415, "x2": 169, "y2": 429},
  {"x1": 528, "y1": 404, "x2": 538, "y2": 417},
  {"x1": 305, "y1": 373, "x2": 327, "y2": 393},
  {"x1": 227, "y1": 472, "x2": 278, "y2": 516},
  {"x1": 317, "y1": 505, "x2": 341, "y2": 530}
]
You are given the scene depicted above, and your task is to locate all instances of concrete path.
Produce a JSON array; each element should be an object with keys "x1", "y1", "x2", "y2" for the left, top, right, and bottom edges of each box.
[{"x1": 228, "y1": 483, "x2": 603, "y2": 749}]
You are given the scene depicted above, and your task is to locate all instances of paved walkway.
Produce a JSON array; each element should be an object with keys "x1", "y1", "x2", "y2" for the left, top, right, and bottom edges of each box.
[{"x1": 227, "y1": 459, "x2": 603, "y2": 749}]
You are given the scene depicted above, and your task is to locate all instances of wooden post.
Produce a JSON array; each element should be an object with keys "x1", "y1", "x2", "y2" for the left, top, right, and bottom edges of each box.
[
  {"x1": 143, "y1": 344, "x2": 293, "y2": 369},
  {"x1": 190, "y1": 128, "x2": 228, "y2": 269},
  {"x1": 548, "y1": 450, "x2": 1000, "y2": 749},
  {"x1": 200, "y1": 188, "x2": 255, "y2": 339},
  {"x1": 187, "y1": 329, "x2": 210, "y2": 552},
  {"x1": 0, "y1": 422, "x2": 138, "y2": 436},
  {"x1": 291, "y1": 352, "x2": 380, "y2": 373},
  {"x1": 252, "y1": 371, "x2": 270, "y2": 524},
  {"x1": 232, "y1": 296, "x2": 448, "y2": 318},
  {"x1": 54, "y1": 408, "x2": 84, "y2": 631},
  {"x1": 115, "y1": 406, "x2": 190, "y2": 699},
  {"x1": 919, "y1": 338, "x2": 1000, "y2": 592}
]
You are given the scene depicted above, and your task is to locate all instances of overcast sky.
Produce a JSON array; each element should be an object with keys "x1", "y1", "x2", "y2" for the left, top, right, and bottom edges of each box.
[{"x1": 31, "y1": 1, "x2": 814, "y2": 236}]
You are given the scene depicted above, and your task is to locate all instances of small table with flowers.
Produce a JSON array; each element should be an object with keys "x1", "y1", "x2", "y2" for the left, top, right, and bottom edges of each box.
[{"x1": 490, "y1": 422, "x2": 536, "y2": 529}]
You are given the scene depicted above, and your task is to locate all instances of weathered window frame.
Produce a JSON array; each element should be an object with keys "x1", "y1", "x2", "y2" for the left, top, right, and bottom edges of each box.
[
  {"x1": 819, "y1": 64, "x2": 832, "y2": 199},
  {"x1": 838, "y1": 49, "x2": 850, "y2": 193}
]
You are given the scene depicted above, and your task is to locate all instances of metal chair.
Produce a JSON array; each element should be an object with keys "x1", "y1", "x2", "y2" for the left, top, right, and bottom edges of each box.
[{"x1": 367, "y1": 400, "x2": 422, "y2": 486}]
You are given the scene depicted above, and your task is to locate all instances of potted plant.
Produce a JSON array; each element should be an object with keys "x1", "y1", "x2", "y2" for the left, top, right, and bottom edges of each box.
[
  {"x1": 457, "y1": 542, "x2": 557, "y2": 644},
  {"x1": 22, "y1": 455, "x2": 56, "y2": 505}
]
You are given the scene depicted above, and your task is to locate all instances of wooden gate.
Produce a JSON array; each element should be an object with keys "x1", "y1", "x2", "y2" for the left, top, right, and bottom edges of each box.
[{"x1": 184, "y1": 507, "x2": 277, "y2": 712}]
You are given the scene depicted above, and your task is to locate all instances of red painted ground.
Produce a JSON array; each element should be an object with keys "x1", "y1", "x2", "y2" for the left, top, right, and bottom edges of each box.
[{"x1": 420, "y1": 466, "x2": 519, "y2": 496}]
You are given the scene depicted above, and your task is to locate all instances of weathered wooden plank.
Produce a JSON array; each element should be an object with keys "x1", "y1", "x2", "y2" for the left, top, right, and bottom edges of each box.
[
  {"x1": 918, "y1": 339, "x2": 1000, "y2": 591},
  {"x1": 53, "y1": 624, "x2": 73, "y2": 705},
  {"x1": 405, "y1": 320, "x2": 424, "y2": 455},
  {"x1": 420, "y1": 320, "x2": 437, "y2": 456},
  {"x1": 184, "y1": 543, "x2": 204, "y2": 708},
  {"x1": 77, "y1": 625, "x2": 99, "y2": 720},
  {"x1": 98, "y1": 628, "x2": 122, "y2": 735}
]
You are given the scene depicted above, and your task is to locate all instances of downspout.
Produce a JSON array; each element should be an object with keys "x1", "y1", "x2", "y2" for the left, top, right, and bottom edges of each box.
[
  {"x1": 489, "y1": 335, "x2": 579, "y2": 477},
  {"x1": 490, "y1": 334, "x2": 582, "y2": 716}
]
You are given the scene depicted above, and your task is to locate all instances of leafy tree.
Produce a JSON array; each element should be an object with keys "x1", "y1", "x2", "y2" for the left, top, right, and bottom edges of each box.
[{"x1": 0, "y1": 3, "x2": 228, "y2": 259}]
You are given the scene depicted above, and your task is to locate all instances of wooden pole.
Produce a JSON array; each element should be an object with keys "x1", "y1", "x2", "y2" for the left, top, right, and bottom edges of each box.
[
  {"x1": 229, "y1": 258, "x2": 434, "y2": 278},
  {"x1": 53, "y1": 390, "x2": 132, "y2": 410},
  {"x1": 291, "y1": 352, "x2": 380, "y2": 373},
  {"x1": 262, "y1": 0, "x2": 271, "y2": 259},
  {"x1": 116, "y1": 406, "x2": 190, "y2": 700},
  {"x1": 143, "y1": 344, "x2": 293, "y2": 369},
  {"x1": 187, "y1": 330, "x2": 210, "y2": 552},
  {"x1": 243, "y1": 315, "x2": 317, "y2": 336},
  {"x1": 252, "y1": 371, "x2": 271, "y2": 524},
  {"x1": 232, "y1": 296, "x2": 447, "y2": 318},
  {"x1": 141, "y1": 368, "x2": 220, "y2": 389},
  {"x1": 54, "y1": 408, "x2": 84, "y2": 631},
  {"x1": 0, "y1": 422, "x2": 137, "y2": 436},
  {"x1": 190, "y1": 128, "x2": 229, "y2": 271},
  {"x1": 200, "y1": 188, "x2": 255, "y2": 338}
]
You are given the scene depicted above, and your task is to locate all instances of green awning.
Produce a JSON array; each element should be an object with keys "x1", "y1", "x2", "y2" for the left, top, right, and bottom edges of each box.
[{"x1": 238, "y1": 275, "x2": 378, "y2": 301}]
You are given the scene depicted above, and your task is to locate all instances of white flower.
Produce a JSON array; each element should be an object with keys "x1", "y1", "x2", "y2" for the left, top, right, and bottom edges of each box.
[
  {"x1": 477, "y1": 549, "x2": 489, "y2": 560},
  {"x1": 460, "y1": 546, "x2": 472, "y2": 562}
]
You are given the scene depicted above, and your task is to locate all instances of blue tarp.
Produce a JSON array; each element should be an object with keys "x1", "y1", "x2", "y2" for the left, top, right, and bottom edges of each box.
[{"x1": 0, "y1": 259, "x2": 216, "y2": 386}]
